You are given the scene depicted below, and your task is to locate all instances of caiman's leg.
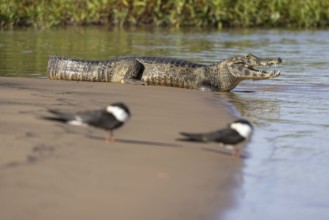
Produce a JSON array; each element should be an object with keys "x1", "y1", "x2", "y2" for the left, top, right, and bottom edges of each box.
[
  {"x1": 123, "y1": 60, "x2": 146, "y2": 85},
  {"x1": 111, "y1": 60, "x2": 146, "y2": 85}
]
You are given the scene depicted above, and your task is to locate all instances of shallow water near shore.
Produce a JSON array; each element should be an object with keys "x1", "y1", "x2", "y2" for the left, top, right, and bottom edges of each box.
[{"x1": 1, "y1": 27, "x2": 329, "y2": 219}]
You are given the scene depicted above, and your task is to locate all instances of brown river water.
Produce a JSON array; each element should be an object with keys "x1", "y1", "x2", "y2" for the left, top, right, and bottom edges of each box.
[{"x1": 1, "y1": 27, "x2": 329, "y2": 220}]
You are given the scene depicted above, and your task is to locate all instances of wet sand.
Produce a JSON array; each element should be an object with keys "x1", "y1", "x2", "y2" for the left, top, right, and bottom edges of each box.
[{"x1": 0, "y1": 77, "x2": 242, "y2": 220}]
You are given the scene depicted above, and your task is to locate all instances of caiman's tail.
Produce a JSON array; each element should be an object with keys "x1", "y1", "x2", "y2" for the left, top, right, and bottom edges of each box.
[{"x1": 47, "y1": 54, "x2": 111, "y2": 81}]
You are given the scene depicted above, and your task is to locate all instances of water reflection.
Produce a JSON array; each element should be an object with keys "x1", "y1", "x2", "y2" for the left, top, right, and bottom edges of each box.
[
  {"x1": 219, "y1": 91, "x2": 281, "y2": 126},
  {"x1": 0, "y1": 27, "x2": 223, "y2": 77}
]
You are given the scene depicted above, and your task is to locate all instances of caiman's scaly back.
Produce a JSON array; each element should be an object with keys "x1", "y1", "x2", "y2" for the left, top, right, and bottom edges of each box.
[{"x1": 47, "y1": 53, "x2": 282, "y2": 92}]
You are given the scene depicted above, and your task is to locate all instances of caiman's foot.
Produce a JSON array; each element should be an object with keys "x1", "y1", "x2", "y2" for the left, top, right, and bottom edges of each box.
[
  {"x1": 197, "y1": 82, "x2": 218, "y2": 92},
  {"x1": 123, "y1": 79, "x2": 146, "y2": 85}
]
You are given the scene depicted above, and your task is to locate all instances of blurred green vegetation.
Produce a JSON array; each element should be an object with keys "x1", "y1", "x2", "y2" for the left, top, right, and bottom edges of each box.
[{"x1": 1, "y1": 0, "x2": 328, "y2": 29}]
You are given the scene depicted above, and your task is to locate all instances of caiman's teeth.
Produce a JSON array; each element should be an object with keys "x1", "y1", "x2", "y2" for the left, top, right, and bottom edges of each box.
[
  {"x1": 268, "y1": 64, "x2": 278, "y2": 68},
  {"x1": 272, "y1": 70, "x2": 280, "y2": 76}
]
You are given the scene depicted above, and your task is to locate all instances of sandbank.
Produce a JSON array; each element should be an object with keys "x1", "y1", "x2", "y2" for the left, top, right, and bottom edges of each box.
[{"x1": 0, "y1": 77, "x2": 242, "y2": 220}]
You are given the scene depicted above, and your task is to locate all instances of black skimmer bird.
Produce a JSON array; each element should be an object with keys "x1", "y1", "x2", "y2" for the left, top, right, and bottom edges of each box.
[
  {"x1": 43, "y1": 102, "x2": 131, "y2": 142},
  {"x1": 179, "y1": 119, "x2": 253, "y2": 158}
]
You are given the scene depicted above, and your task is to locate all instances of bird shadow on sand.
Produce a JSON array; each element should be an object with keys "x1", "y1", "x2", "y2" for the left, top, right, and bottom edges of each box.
[
  {"x1": 201, "y1": 146, "x2": 249, "y2": 159},
  {"x1": 87, "y1": 135, "x2": 182, "y2": 148}
]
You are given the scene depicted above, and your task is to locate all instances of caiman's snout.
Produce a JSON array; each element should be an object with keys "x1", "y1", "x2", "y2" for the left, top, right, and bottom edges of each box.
[
  {"x1": 266, "y1": 57, "x2": 282, "y2": 66},
  {"x1": 243, "y1": 54, "x2": 282, "y2": 66}
]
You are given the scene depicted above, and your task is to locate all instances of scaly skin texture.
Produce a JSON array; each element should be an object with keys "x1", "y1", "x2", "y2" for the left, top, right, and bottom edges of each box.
[{"x1": 47, "y1": 54, "x2": 282, "y2": 91}]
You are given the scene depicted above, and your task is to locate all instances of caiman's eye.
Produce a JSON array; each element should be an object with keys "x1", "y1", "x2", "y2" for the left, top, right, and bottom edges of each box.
[{"x1": 245, "y1": 54, "x2": 251, "y2": 58}]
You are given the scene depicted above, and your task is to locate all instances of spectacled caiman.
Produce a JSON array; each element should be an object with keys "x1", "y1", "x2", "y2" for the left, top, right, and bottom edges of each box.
[{"x1": 47, "y1": 53, "x2": 282, "y2": 92}]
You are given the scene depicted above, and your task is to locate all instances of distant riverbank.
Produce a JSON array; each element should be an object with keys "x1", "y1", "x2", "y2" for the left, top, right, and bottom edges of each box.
[{"x1": 1, "y1": 0, "x2": 328, "y2": 29}]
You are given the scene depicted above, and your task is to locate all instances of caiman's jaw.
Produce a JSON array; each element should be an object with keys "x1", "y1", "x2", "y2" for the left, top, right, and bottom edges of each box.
[
  {"x1": 226, "y1": 53, "x2": 282, "y2": 80},
  {"x1": 244, "y1": 62, "x2": 281, "y2": 76}
]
